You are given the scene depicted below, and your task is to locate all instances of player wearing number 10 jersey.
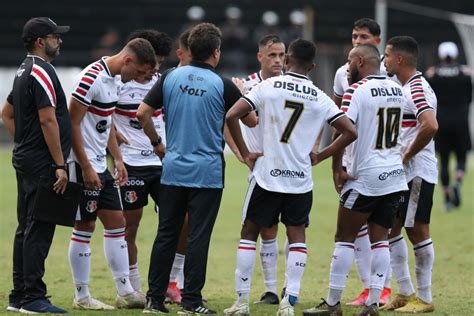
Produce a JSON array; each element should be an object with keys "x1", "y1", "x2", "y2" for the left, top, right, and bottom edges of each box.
[
  {"x1": 304, "y1": 44, "x2": 407, "y2": 316},
  {"x1": 225, "y1": 39, "x2": 357, "y2": 316}
]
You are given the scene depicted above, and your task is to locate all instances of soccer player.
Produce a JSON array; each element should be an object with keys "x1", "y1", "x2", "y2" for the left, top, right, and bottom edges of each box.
[
  {"x1": 67, "y1": 38, "x2": 156, "y2": 310},
  {"x1": 233, "y1": 34, "x2": 286, "y2": 305},
  {"x1": 381, "y1": 36, "x2": 438, "y2": 314},
  {"x1": 333, "y1": 18, "x2": 395, "y2": 306},
  {"x1": 138, "y1": 23, "x2": 242, "y2": 314},
  {"x1": 114, "y1": 29, "x2": 172, "y2": 298},
  {"x1": 303, "y1": 44, "x2": 408, "y2": 316},
  {"x1": 224, "y1": 39, "x2": 357, "y2": 316}
]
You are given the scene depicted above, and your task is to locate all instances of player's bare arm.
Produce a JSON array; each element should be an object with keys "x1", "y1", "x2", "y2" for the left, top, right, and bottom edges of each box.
[
  {"x1": 107, "y1": 121, "x2": 128, "y2": 186},
  {"x1": 38, "y1": 105, "x2": 68, "y2": 194},
  {"x1": 313, "y1": 116, "x2": 357, "y2": 165},
  {"x1": 69, "y1": 97, "x2": 101, "y2": 190},
  {"x1": 1, "y1": 101, "x2": 15, "y2": 137},
  {"x1": 136, "y1": 101, "x2": 165, "y2": 159},
  {"x1": 403, "y1": 110, "x2": 438, "y2": 164},
  {"x1": 226, "y1": 98, "x2": 263, "y2": 170},
  {"x1": 223, "y1": 123, "x2": 244, "y2": 163}
]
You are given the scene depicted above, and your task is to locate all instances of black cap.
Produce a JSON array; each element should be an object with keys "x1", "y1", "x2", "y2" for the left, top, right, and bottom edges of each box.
[{"x1": 22, "y1": 17, "x2": 70, "y2": 41}]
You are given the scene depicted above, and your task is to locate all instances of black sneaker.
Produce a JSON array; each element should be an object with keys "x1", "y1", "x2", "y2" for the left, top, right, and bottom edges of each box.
[
  {"x1": 254, "y1": 291, "x2": 279, "y2": 305},
  {"x1": 177, "y1": 304, "x2": 216, "y2": 314},
  {"x1": 452, "y1": 183, "x2": 461, "y2": 207},
  {"x1": 19, "y1": 299, "x2": 67, "y2": 314},
  {"x1": 143, "y1": 297, "x2": 169, "y2": 314}
]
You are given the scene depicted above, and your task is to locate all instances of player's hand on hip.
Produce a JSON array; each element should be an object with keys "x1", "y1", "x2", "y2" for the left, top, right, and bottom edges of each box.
[
  {"x1": 53, "y1": 168, "x2": 68, "y2": 194},
  {"x1": 310, "y1": 151, "x2": 322, "y2": 166},
  {"x1": 244, "y1": 152, "x2": 263, "y2": 170},
  {"x1": 83, "y1": 165, "x2": 102, "y2": 190},
  {"x1": 114, "y1": 160, "x2": 128, "y2": 186},
  {"x1": 333, "y1": 169, "x2": 357, "y2": 194}
]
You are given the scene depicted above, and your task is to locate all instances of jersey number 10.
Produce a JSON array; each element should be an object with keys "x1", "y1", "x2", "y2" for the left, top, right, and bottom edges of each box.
[
  {"x1": 281, "y1": 100, "x2": 304, "y2": 143},
  {"x1": 375, "y1": 107, "x2": 401, "y2": 149}
]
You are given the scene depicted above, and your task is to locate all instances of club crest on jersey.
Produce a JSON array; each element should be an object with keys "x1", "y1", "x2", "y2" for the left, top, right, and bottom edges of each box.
[
  {"x1": 86, "y1": 200, "x2": 98, "y2": 212},
  {"x1": 96, "y1": 120, "x2": 108, "y2": 133},
  {"x1": 129, "y1": 120, "x2": 142, "y2": 130},
  {"x1": 125, "y1": 191, "x2": 138, "y2": 203}
]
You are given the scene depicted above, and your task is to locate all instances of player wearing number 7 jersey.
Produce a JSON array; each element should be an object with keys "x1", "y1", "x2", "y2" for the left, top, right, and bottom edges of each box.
[
  {"x1": 304, "y1": 44, "x2": 408, "y2": 316},
  {"x1": 225, "y1": 39, "x2": 357, "y2": 316}
]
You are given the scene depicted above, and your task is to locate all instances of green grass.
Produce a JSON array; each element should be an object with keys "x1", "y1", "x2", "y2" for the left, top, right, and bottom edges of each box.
[{"x1": 0, "y1": 149, "x2": 473, "y2": 315}]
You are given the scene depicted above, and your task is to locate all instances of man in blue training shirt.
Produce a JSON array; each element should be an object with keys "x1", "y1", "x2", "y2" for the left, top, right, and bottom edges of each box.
[{"x1": 137, "y1": 22, "x2": 242, "y2": 314}]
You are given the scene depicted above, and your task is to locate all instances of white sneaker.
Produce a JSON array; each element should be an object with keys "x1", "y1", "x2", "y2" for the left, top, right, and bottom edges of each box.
[
  {"x1": 73, "y1": 296, "x2": 115, "y2": 310},
  {"x1": 224, "y1": 301, "x2": 250, "y2": 316},
  {"x1": 116, "y1": 291, "x2": 146, "y2": 309},
  {"x1": 277, "y1": 298, "x2": 294, "y2": 316}
]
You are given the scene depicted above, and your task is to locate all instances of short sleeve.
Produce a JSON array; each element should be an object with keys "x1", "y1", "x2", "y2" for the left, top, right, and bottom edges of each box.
[
  {"x1": 30, "y1": 64, "x2": 57, "y2": 108},
  {"x1": 408, "y1": 80, "x2": 434, "y2": 119},
  {"x1": 241, "y1": 80, "x2": 267, "y2": 112},
  {"x1": 71, "y1": 69, "x2": 99, "y2": 106},
  {"x1": 222, "y1": 77, "x2": 242, "y2": 111},
  {"x1": 333, "y1": 65, "x2": 348, "y2": 98},
  {"x1": 143, "y1": 68, "x2": 174, "y2": 109}
]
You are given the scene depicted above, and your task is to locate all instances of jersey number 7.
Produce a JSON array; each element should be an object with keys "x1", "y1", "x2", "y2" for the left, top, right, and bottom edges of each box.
[
  {"x1": 280, "y1": 100, "x2": 304, "y2": 143},
  {"x1": 376, "y1": 107, "x2": 401, "y2": 149}
]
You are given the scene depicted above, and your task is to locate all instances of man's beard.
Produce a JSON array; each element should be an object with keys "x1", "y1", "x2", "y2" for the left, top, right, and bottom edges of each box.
[
  {"x1": 349, "y1": 68, "x2": 360, "y2": 85},
  {"x1": 45, "y1": 44, "x2": 60, "y2": 59}
]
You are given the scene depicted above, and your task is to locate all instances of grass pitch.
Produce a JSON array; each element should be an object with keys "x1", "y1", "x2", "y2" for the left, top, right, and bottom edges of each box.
[{"x1": 0, "y1": 149, "x2": 472, "y2": 315}]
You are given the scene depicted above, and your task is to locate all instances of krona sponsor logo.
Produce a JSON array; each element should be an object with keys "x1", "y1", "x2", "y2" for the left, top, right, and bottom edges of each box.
[{"x1": 270, "y1": 169, "x2": 305, "y2": 178}]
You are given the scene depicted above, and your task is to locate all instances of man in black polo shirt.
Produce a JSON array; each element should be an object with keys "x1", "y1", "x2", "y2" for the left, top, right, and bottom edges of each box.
[{"x1": 1, "y1": 17, "x2": 71, "y2": 314}]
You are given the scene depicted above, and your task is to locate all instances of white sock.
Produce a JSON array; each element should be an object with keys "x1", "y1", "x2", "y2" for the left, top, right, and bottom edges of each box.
[
  {"x1": 285, "y1": 243, "x2": 307, "y2": 297},
  {"x1": 283, "y1": 238, "x2": 289, "y2": 289},
  {"x1": 384, "y1": 265, "x2": 392, "y2": 289},
  {"x1": 354, "y1": 225, "x2": 371, "y2": 289},
  {"x1": 414, "y1": 239, "x2": 434, "y2": 303},
  {"x1": 327, "y1": 242, "x2": 355, "y2": 306},
  {"x1": 260, "y1": 238, "x2": 278, "y2": 294},
  {"x1": 177, "y1": 267, "x2": 184, "y2": 290},
  {"x1": 69, "y1": 230, "x2": 92, "y2": 301},
  {"x1": 129, "y1": 263, "x2": 141, "y2": 292},
  {"x1": 367, "y1": 241, "x2": 390, "y2": 306},
  {"x1": 389, "y1": 235, "x2": 415, "y2": 296},
  {"x1": 170, "y1": 253, "x2": 185, "y2": 283},
  {"x1": 235, "y1": 240, "x2": 257, "y2": 301},
  {"x1": 103, "y1": 228, "x2": 134, "y2": 296}
]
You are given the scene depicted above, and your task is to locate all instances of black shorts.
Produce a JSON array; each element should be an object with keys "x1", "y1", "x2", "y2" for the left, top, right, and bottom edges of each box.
[
  {"x1": 398, "y1": 177, "x2": 435, "y2": 226},
  {"x1": 340, "y1": 189, "x2": 404, "y2": 229},
  {"x1": 120, "y1": 164, "x2": 162, "y2": 211},
  {"x1": 69, "y1": 162, "x2": 123, "y2": 221},
  {"x1": 243, "y1": 179, "x2": 312, "y2": 228}
]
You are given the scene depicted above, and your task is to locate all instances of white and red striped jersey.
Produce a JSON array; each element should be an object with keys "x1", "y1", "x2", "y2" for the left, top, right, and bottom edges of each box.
[
  {"x1": 243, "y1": 72, "x2": 345, "y2": 194},
  {"x1": 400, "y1": 72, "x2": 438, "y2": 184},
  {"x1": 114, "y1": 74, "x2": 166, "y2": 166},
  {"x1": 341, "y1": 75, "x2": 408, "y2": 196},
  {"x1": 71, "y1": 57, "x2": 118, "y2": 173}
]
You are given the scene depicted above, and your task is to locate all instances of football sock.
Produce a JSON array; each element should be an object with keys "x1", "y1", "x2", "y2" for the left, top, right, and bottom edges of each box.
[
  {"x1": 285, "y1": 243, "x2": 307, "y2": 297},
  {"x1": 367, "y1": 241, "x2": 390, "y2": 306},
  {"x1": 354, "y1": 225, "x2": 371, "y2": 289},
  {"x1": 235, "y1": 239, "x2": 257, "y2": 301},
  {"x1": 327, "y1": 242, "x2": 354, "y2": 306},
  {"x1": 103, "y1": 228, "x2": 134, "y2": 296},
  {"x1": 260, "y1": 238, "x2": 278, "y2": 294},
  {"x1": 69, "y1": 230, "x2": 92, "y2": 301},
  {"x1": 389, "y1": 234, "x2": 415, "y2": 296},
  {"x1": 414, "y1": 239, "x2": 434, "y2": 303}
]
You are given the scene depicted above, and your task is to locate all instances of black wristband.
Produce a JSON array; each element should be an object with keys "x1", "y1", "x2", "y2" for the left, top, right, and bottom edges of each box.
[
  {"x1": 151, "y1": 136, "x2": 162, "y2": 147},
  {"x1": 54, "y1": 164, "x2": 67, "y2": 171}
]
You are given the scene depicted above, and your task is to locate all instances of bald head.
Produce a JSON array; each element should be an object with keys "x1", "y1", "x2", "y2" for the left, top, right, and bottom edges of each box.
[{"x1": 347, "y1": 44, "x2": 380, "y2": 84}]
